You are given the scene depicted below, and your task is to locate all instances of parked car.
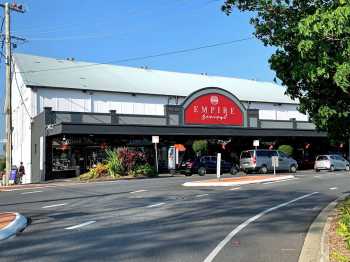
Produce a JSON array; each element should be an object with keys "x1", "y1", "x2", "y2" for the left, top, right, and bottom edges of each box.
[
  {"x1": 178, "y1": 155, "x2": 239, "y2": 176},
  {"x1": 314, "y1": 154, "x2": 350, "y2": 172},
  {"x1": 240, "y1": 149, "x2": 298, "y2": 174}
]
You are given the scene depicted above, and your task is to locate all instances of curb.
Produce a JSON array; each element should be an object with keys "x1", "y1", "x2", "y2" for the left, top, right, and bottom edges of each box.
[
  {"x1": 298, "y1": 194, "x2": 348, "y2": 262},
  {"x1": 182, "y1": 175, "x2": 295, "y2": 187},
  {"x1": 0, "y1": 213, "x2": 28, "y2": 241}
]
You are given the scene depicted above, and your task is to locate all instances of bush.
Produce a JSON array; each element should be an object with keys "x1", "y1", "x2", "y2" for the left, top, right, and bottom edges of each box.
[
  {"x1": 192, "y1": 140, "x2": 208, "y2": 156},
  {"x1": 337, "y1": 198, "x2": 350, "y2": 249},
  {"x1": 0, "y1": 158, "x2": 5, "y2": 171},
  {"x1": 89, "y1": 163, "x2": 108, "y2": 179},
  {"x1": 278, "y1": 145, "x2": 294, "y2": 156},
  {"x1": 135, "y1": 163, "x2": 157, "y2": 177},
  {"x1": 105, "y1": 149, "x2": 122, "y2": 178},
  {"x1": 116, "y1": 147, "x2": 146, "y2": 176}
]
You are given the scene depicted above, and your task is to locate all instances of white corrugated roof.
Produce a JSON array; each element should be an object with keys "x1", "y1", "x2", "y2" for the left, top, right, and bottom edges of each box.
[{"x1": 14, "y1": 53, "x2": 297, "y2": 104}]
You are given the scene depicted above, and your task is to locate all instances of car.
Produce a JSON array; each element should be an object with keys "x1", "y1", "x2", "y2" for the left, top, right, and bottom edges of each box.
[
  {"x1": 314, "y1": 154, "x2": 350, "y2": 172},
  {"x1": 178, "y1": 155, "x2": 238, "y2": 176},
  {"x1": 240, "y1": 149, "x2": 298, "y2": 174}
]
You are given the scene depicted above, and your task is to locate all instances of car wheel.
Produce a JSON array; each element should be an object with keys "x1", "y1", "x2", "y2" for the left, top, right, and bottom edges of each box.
[
  {"x1": 198, "y1": 167, "x2": 206, "y2": 176},
  {"x1": 346, "y1": 165, "x2": 350, "y2": 171},
  {"x1": 289, "y1": 165, "x2": 297, "y2": 173},
  {"x1": 230, "y1": 166, "x2": 238, "y2": 175},
  {"x1": 315, "y1": 169, "x2": 320, "y2": 172},
  {"x1": 330, "y1": 165, "x2": 335, "y2": 172},
  {"x1": 259, "y1": 165, "x2": 268, "y2": 174},
  {"x1": 185, "y1": 173, "x2": 192, "y2": 176}
]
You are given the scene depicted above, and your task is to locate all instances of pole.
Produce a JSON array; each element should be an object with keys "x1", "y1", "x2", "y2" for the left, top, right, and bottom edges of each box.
[
  {"x1": 154, "y1": 143, "x2": 158, "y2": 174},
  {"x1": 4, "y1": 3, "x2": 11, "y2": 186}
]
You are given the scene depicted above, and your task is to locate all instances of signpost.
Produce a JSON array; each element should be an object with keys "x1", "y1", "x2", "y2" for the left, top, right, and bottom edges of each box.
[
  {"x1": 152, "y1": 136, "x2": 159, "y2": 174},
  {"x1": 253, "y1": 140, "x2": 259, "y2": 150},
  {"x1": 217, "y1": 153, "x2": 221, "y2": 180},
  {"x1": 272, "y1": 156, "x2": 279, "y2": 175}
]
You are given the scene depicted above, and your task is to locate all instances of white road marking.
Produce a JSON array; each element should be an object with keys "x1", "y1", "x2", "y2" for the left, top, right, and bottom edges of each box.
[
  {"x1": 42, "y1": 203, "x2": 66, "y2": 209},
  {"x1": 229, "y1": 187, "x2": 241, "y2": 191},
  {"x1": 195, "y1": 194, "x2": 209, "y2": 198},
  {"x1": 329, "y1": 187, "x2": 338, "y2": 190},
  {"x1": 147, "y1": 202, "x2": 165, "y2": 208},
  {"x1": 1, "y1": 186, "x2": 56, "y2": 192},
  {"x1": 262, "y1": 178, "x2": 297, "y2": 185},
  {"x1": 203, "y1": 192, "x2": 319, "y2": 262},
  {"x1": 65, "y1": 221, "x2": 96, "y2": 230},
  {"x1": 130, "y1": 189, "x2": 147, "y2": 194},
  {"x1": 21, "y1": 190, "x2": 43, "y2": 195}
]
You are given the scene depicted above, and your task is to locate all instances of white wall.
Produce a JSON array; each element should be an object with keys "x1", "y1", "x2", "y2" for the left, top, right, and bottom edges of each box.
[
  {"x1": 245, "y1": 102, "x2": 308, "y2": 121},
  {"x1": 11, "y1": 65, "x2": 33, "y2": 184},
  {"x1": 37, "y1": 88, "x2": 168, "y2": 115}
]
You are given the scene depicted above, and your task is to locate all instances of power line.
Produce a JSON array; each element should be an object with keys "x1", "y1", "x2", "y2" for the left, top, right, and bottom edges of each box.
[
  {"x1": 11, "y1": 56, "x2": 32, "y2": 120},
  {"x1": 18, "y1": 36, "x2": 254, "y2": 74}
]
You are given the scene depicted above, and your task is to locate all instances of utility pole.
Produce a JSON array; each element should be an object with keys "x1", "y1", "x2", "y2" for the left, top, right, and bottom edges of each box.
[{"x1": 1, "y1": 2, "x2": 25, "y2": 186}]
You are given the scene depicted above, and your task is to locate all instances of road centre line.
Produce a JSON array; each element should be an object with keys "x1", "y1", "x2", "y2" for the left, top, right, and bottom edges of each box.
[
  {"x1": 42, "y1": 203, "x2": 66, "y2": 209},
  {"x1": 65, "y1": 221, "x2": 96, "y2": 230},
  {"x1": 21, "y1": 190, "x2": 43, "y2": 195},
  {"x1": 147, "y1": 202, "x2": 165, "y2": 208},
  {"x1": 229, "y1": 187, "x2": 241, "y2": 191},
  {"x1": 130, "y1": 189, "x2": 148, "y2": 194},
  {"x1": 329, "y1": 187, "x2": 338, "y2": 190},
  {"x1": 203, "y1": 192, "x2": 319, "y2": 262},
  {"x1": 195, "y1": 194, "x2": 209, "y2": 198}
]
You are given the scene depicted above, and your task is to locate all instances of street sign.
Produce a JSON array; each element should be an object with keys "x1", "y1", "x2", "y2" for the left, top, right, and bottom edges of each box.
[
  {"x1": 253, "y1": 140, "x2": 259, "y2": 147},
  {"x1": 152, "y1": 136, "x2": 159, "y2": 144},
  {"x1": 217, "y1": 153, "x2": 221, "y2": 179}
]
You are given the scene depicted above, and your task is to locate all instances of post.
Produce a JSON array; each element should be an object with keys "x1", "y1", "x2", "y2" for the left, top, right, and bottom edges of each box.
[
  {"x1": 1, "y1": 3, "x2": 25, "y2": 185},
  {"x1": 4, "y1": 3, "x2": 11, "y2": 186},
  {"x1": 154, "y1": 143, "x2": 158, "y2": 174},
  {"x1": 217, "y1": 153, "x2": 221, "y2": 180}
]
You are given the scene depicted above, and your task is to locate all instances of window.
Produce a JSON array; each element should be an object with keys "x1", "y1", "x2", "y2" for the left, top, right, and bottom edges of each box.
[
  {"x1": 241, "y1": 151, "x2": 252, "y2": 158},
  {"x1": 278, "y1": 151, "x2": 289, "y2": 158},
  {"x1": 317, "y1": 155, "x2": 329, "y2": 161}
]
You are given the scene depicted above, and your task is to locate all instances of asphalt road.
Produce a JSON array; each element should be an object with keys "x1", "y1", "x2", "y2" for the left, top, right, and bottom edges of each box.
[{"x1": 0, "y1": 171, "x2": 349, "y2": 262}]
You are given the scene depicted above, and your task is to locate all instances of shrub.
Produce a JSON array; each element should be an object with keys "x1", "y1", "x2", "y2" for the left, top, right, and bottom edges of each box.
[
  {"x1": 105, "y1": 149, "x2": 122, "y2": 178},
  {"x1": 337, "y1": 198, "x2": 350, "y2": 249},
  {"x1": 116, "y1": 147, "x2": 146, "y2": 176},
  {"x1": 135, "y1": 163, "x2": 157, "y2": 177},
  {"x1": 192, "y1": 140, "x2": 208, "y2": 156},
  {"x1": 89, "y1": 163, "x2": 108, "y2": 179},
  {"x1": 0, "y1": 158, "x2": 5, "y2": 171},
  {"x1": 278, "y1": 145, "x2": 294, "y2": 156}
]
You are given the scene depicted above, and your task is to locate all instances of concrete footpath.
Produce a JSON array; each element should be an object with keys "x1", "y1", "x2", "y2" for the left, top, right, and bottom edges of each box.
[
  {"x1": 0, "y1": 212, "x2": 28, "y2": 241},
  {"x1": 183, "y1": 174, "x2": 295, "y2": 187}
]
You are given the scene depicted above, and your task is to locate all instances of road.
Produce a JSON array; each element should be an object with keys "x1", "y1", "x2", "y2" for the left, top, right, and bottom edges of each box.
[{"x1": 0, "y1": 171, "x2": 349, "y2": 262}]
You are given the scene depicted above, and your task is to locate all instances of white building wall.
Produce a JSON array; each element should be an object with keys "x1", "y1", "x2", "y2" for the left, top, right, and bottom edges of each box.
[
  {"x1": 37, "y1": 88, "x2": 167, "y2": 115},
  {"x1": 245, "y1": 102, "x2": 308, "y2": 121},
  {"x1": 11, "y1": 65, "x2": 33, "y2": 184}
]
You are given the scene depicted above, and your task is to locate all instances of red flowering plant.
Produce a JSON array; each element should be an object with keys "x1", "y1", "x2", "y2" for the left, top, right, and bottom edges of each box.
[{"x1": 116, "y1": 147, "x2": 146, "y2": 176}]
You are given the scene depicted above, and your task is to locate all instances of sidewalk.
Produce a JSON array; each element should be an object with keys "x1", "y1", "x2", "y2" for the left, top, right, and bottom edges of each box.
[
  {"x1": 0, "y1": 212, "x2": 27, "y2": 240},
  {"x1": 183, "y1": 174, "x2": 295, "y2": 187}
]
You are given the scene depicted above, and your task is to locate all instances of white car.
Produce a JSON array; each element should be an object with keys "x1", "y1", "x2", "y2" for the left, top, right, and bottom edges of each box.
[{"x1": 314, "y1": 155, "x2": 350, "y2": 172}]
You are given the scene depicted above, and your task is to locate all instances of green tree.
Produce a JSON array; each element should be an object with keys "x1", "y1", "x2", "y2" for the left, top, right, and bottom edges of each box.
[
  {"x1": 192, "y1": 140, "x2": 208, "y2": 156},
  {"x1": 278, "y1": 145, "x2": 294, "y2": 156},
  {"x1": 222, "y1": 0, "x2": 350, "y2": 140}
]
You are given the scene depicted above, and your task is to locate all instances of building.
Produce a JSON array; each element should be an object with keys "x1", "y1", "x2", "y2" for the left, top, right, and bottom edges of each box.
[{"x1": 11, "y1": 53, "x2": 330, "y2": 183}]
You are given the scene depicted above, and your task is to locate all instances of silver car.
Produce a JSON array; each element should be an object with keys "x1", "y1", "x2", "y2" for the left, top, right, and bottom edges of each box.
[
  {"x1": 240, "y1": 149, "x2": 298, "y2": 174},
  {"x1": 314, "y1": 154, "x2": 350, "y2": 172}
]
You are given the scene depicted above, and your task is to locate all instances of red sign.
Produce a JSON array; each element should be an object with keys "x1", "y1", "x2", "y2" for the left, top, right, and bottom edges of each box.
[{"x1": 184, "y1": 93, "x2": 243, "y2": 126}]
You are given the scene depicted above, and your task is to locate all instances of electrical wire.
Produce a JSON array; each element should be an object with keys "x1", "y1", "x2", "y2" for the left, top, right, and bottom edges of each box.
[
  {"x1": 11, "y1": 56, "x2": 33, "y2": 120},
  {"x1": 18, "y1": 36, "x2": 254, "y2": 74}
]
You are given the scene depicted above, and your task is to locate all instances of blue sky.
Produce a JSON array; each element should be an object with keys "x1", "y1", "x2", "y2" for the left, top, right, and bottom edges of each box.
[{"x1": 0, "y1": 0, "x2": 277, "y2": 153}]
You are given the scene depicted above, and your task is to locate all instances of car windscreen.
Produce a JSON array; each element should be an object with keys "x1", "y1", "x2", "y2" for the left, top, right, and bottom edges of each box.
[
  {"x1": 241, "y1": 151, "x2": 252, "y2": 158},
  {"x1": 316, "y1": 156, "x2": 328, "y2": 161}
]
